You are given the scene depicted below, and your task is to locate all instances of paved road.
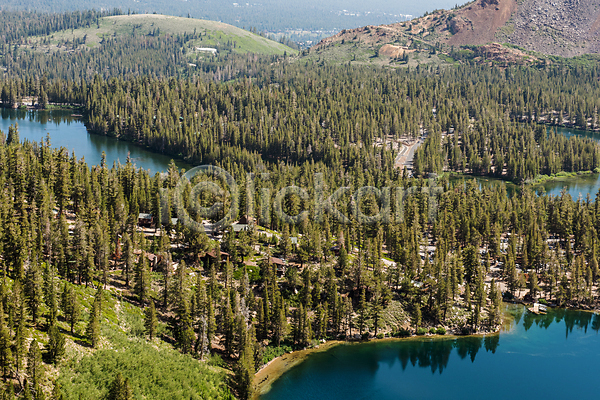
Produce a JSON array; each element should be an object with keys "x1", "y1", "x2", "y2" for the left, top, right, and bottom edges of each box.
[{"x1": 394, "y1": 136, "x2": 425, "y2": 169}]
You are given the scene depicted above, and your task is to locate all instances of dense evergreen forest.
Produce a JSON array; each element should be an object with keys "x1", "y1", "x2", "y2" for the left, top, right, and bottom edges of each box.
[
  {"x1": 3, "y1": 8, "x2": 600, "y2": 400},
  {"x1": 5, "y1": 60, "x2": 600, "y2": 182}
]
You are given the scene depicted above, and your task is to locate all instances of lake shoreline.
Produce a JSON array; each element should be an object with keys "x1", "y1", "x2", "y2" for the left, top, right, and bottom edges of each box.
[
  {"x1": 447, "y1": 169, "x2": 598, "y2": 187},
  {"x1": 254, "y1": 340, "x2": 344, "y2": 398},
  {"x1": 254, "y1": 306, "x2": 519, "y2": 398},
  {"x1": 253, "y1": 330, "x2": 504, "y2": 398}
]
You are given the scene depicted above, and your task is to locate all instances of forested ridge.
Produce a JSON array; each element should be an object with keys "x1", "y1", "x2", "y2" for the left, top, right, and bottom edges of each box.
[
  {"x1": 1, "y1": 121, "x2": 600, "y2": 399},
  {"x1": 0, "y1": 10, "x2": 292, "y2": 82},
  {"x1": 3, "y1": 8, "x2": 600, "y2": 400},
  {"x1": 6, "y1": 61, "x2": 600, "y2": 182}
]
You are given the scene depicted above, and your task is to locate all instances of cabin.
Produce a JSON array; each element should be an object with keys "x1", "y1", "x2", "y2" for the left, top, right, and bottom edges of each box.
[
  {"x1": 267, "y1": 257, "x2": 287, "y2": 277},
  {"x1": 238, "y1": 215, "x2": 254, "y2": 225},
  {"x1": 196, "y1": 47, "x2": 217, "y2": 54},
  {"x1": 201, "y1": 249, "x2": 230, "y2": 267},
  {"x1": 232, "y1": 215, "x2": 255, "y2": 233},
  {"x1": 232, "y1": 223, "x2": 250, "y2": 233},
  {"x1": 138, "y1": 213, "x2": 154, "y2": 227}
]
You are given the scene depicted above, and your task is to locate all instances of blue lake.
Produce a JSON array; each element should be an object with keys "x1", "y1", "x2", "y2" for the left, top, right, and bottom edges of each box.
[
  {"x1": 261, "y1": 305, "x2": 600, "y2": 400},
  {"x1": 0, "y1": 108, "x2": 190, "y2": 174},
  {"x1": 451, "y1": 126, "x2": 600, "y2": 199}
]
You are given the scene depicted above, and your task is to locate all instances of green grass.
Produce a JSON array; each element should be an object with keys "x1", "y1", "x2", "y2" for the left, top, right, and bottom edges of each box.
[{"x1": 29, "y1": 14, "x2": 295, "y2": 56}]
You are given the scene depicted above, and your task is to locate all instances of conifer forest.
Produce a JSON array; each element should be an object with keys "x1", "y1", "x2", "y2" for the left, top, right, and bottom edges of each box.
[{"x1": 1, "y1": 8, "x2": 600, "y2": 400}]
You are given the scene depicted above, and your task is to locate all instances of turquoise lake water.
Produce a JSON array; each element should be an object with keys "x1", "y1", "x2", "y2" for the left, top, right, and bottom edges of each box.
[
  {"x1": 450, "y1": 126, "x2": 600, "y2": 199},
  {"x1": 1, "y1": 110, "x2": 598, "y2": 197},
  {"x1": 0, "y1": 108, "x2": 189, "y2": 174},
  {"x1": 262, "y1": 305, "x2": 600, "y2": 400}
]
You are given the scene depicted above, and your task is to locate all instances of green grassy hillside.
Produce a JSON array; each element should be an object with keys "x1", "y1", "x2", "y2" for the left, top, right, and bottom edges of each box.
[{"x1": 31, "y1": 13, "x2": 295, "y2": 56}]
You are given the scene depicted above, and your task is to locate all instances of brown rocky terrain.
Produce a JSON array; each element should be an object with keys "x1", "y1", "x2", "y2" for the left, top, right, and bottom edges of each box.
[
  {"x1": 498, "y1": 0, "x2": 600, "y2": 56},
  {"x1": 312, "y1": 0, "x2": 600, "y2": 58}
]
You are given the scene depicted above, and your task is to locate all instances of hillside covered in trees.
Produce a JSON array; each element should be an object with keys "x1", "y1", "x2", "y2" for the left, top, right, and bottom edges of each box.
[
  {"x1": 2, "y1": 8, "x2": 600, "y2": 400},
  {"x1": 0, "y1": 10, "x2": 294, "y2": 82}
]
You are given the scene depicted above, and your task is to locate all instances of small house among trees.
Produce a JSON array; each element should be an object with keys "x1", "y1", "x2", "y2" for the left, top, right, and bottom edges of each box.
[
  {"x1": 138, "y1": 213, "x2": 154, "y2": 227},
  {"x1": 267, "y1": 257, "x2": 287, "y2": 277},
  {"x1": 203, "y1": 249, "x2": 230, "y2": 266}
]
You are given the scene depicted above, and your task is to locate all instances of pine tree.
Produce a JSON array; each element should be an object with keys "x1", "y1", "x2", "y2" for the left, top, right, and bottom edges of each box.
[
  {"x1": 223, "y1": 297, "x2": 235, "y2": 356},
  {"x1": 528, "y1": 272, "x2": 541, "y2": 299},
  {"x1": 86, "y1": 294, "x2": 101, "y2": 348},
  {"x1": 144, "y1": 300, "x2": 158, "y2": 340},
  {"x1": 44, "y1": 265, "x2": 58, "y2": 327},
  {"x1": 207, "y1": 297, "x2": 216, "y2": 350},
  {"x1": 195, "y1": 315, "x2": 209, "y2": 360},
  {"x1": 301, "y1": 305, "x2": 312, "y2": 346},
  {"x1": 26, "y1": 340, "x2": 44, "y2": 399},
  {"x1": 487, "y1": 280, "x2": 502, "y2": 328},
  {"x1": 292, "y1": 305, "x2": 303, "y2": 345},
  {"x1": 412, "y1": 304, "x2": 422, "y2": 331},
  {"x1": 272, "y1": 295, "x2": 286, "y2": 347},
  {"x1": 107, "y1": 373, "x2": 133, "y2": 400},
  {"x1": 134, "y1": 254, "x2": 150, "y2": 305},
  {"x1": 357, "y1": 288, "x2": 367, "y2": 335},
  {"x1": 6, "y1": 125, "x2": 19, "y2": 146},
  {"x1": 0, "y1": 303, "x2": 13, "y2": 381},
  {"x1": 278, "y1": 226, "x2": 292, "y2": 258},
  {"x1": 235, "y1": 326, "x2": 255, "y2": 400},
  {"x1": 47, "y1": 324, "x2": 65, "y2": 365},
  {"x1": 161, "y1": 253, "x2": 172, "y2": 308},
  {"x1": 94, "y1": 286, "x2": 104, "y2": 317},
  {"x1": 61, "y1": 284, "x2": 80, "y2": 335},
  {"x1": 13, "y1": 303, "x2": 27, "y2": 374},
  {"x1": 51, "y1": 381, "x2": 64, "y2": 400},
  {"x1": 25, "y1": 263, "x2": 44, "y2": 327},
  {"x1": 122, "y1": 233, "x2": 134, "y2": 288},
  {"x1": 338, "y1": 246, "x2": 348, "y2": 274}
]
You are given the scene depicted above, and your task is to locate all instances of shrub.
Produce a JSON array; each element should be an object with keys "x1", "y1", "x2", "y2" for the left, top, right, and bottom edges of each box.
[
  {"x1": 376, "y1": 333, "x2": 384, "y2": 339},
  {"x1": 57, "y1": 340, "x2": 232, "y2": 400},
  {"x1": 396, "y1": 329, "x2": 411, "y2": 338},
  {"x1": 416, "y1": 327, "x2": 428, "y2": 335},
  {"x1": 208, "y1": 354, "x2": 225, "y2": 368},
  {"x1": 538, "y1": 298, "x2": 548, "y2": 305},
  {"x1": 436, "y1": 327, "x2": 446, "y2": 335},
  {"x1": 429, "y1": 327, "x2": 436, "y2": 334},
  {"x1": 261, "y1": 345, "x2": 293, "y2": 365},
  {"x1": 361, "y1": 332, "x2": 370, "y2": 340}
]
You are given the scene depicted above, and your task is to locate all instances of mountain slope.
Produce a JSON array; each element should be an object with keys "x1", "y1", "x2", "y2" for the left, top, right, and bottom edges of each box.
[
  {"x1": 497, "y1": 0, "x2": 600, "y2": 56},
  {"x1": 313, "y1": 0, "x2": 600, "y2": 58},
  {"x1": 30, "y1": 13, "x2": 295, "y2": 56}
]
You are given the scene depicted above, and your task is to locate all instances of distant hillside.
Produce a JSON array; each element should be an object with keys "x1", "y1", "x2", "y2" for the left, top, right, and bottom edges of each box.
[
  {"x1": 30, "y1": 14, "x2": 295, "y2": 56},
  {"x1": 0, "y1": 0, "x2": 424, "y2": 44},
  {"x1": 311, "y1": 0, "x2": 600, "y2": 61}
]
